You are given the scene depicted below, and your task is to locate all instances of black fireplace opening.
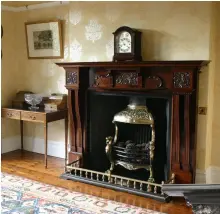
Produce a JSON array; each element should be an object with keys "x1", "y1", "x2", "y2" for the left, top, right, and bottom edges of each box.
[{"x1": 85, "y1": 90, "x2": 172, "y2": 184}]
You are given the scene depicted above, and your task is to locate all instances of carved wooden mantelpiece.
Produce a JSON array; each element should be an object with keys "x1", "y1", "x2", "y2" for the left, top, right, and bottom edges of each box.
[{"x1": 56, "y1": 60, "x2": 209, "y2": 184}]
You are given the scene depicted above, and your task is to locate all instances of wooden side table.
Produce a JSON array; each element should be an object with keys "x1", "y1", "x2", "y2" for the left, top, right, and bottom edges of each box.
[{"x1": 1, "y1": 107, "x2": 68, "y2": 168}]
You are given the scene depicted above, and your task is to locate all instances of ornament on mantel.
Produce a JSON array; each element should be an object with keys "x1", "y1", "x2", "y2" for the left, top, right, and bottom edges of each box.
[{"x1": 85, "y1": 20, "x2": 103, "y2": 43}]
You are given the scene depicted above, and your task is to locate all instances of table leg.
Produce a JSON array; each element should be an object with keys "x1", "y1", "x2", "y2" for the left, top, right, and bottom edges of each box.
[
  {"x1": 44, "y1": 123, "x2": 48, "y2": 168},
  {"x1": 65, "y1": 116, "x2": 68, "y2": 166},
  {"x1": 20, "y1": 120, "x2": 23, "y2": 150}
]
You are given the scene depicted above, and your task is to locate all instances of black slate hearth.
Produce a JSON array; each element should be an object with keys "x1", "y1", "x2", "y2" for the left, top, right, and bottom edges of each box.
[{"x1": 162, "y1": 184, "x2": 220, "y2": 214}]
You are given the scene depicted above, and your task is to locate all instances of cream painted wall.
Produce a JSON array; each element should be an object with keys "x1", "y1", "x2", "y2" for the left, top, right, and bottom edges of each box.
[
  {"x1": 196, "y1": 67, "x2": 209, "y2": 170},
  {"x1": 1, "y1": 11, "x2": 23, "y2": 139},
  {"x1": 205, "y1": 2, "x2": 220, "y2": 168},
  {"x1": 211, "y1": 4, "x2": 220, "y2": 167},
  {"x1": 1, "y1": 2, "x2": 213, "y2": 171}
]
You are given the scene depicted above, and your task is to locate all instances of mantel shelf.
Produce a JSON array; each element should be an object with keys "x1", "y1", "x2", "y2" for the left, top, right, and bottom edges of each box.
[{"x1": 56, "y1": 60, "x2": 210, "y2": 69}]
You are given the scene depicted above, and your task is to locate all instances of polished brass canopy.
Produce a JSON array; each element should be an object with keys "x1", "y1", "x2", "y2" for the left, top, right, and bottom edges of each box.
[{"x1": 113, "y1": 104, "x2": 154, "y2": 125}]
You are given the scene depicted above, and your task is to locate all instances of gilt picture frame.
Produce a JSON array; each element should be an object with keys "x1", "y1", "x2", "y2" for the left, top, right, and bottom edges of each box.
[{"x1": 25, "y1": 20, "x2": 63, "y2": 59}]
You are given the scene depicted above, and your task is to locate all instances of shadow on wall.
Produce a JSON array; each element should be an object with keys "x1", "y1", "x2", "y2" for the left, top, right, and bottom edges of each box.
[{"x1": 141, "y1": 29, "x2": 173, "y2": 60}]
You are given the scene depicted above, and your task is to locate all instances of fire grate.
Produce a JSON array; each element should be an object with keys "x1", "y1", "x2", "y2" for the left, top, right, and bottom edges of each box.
[{"x1": 113, "y1": 143, "x2": 150, "y2": 165}]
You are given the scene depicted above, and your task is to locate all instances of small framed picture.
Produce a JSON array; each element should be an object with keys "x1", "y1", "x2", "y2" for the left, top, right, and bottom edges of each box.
[{"x1": 25, "y1": 20, "x2": 63, "y2": 59}]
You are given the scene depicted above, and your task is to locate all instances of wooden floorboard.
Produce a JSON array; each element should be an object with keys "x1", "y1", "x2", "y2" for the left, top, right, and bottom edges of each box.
[{"x1": 1, "y1": 150, "x2": 192, "y2": 214}]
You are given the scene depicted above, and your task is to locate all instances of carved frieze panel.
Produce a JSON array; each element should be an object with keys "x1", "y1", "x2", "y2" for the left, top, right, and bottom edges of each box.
[
  {"x1": 173, "y1": 72, "x2": 190, "y2": 88},
  {"x1": 66, "y1": 71, "x2": 78, "y2": 85},
  {"x1": 145, "y1": 75, "x2": 163, "y2": 89},
  {"x1": 94, "y1": 73, "x2": 113, "y2": 87},
  {"x1": 115, "y1": 72, "x2": 138, "y2": 85}
]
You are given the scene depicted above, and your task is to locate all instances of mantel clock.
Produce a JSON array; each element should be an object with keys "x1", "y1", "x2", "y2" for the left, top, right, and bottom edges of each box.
[{"x1": 113, "y1": 26, "x2": 142, "y2": 62}]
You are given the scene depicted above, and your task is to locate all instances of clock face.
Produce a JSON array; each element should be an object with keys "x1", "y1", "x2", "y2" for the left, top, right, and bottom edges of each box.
[{"x1": 116, "y1": 31, "x2": 132, "y2": 53}]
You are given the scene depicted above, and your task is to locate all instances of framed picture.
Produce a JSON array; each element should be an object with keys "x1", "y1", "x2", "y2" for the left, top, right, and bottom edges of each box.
[{"x1": 25, "y1": 20, "x2": 63, "y2": 59}]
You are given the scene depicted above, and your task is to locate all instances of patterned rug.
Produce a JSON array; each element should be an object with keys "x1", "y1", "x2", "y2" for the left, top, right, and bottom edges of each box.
[{"x1": 1, "y1": 172, "x2": 164, "y2": 214}]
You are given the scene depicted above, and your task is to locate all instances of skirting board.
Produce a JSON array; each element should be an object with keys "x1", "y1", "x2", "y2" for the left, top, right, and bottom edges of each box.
[
  {"x1": 1, "y1": 136, "x2": 21, "y2": 154},
  {"x1": 195, "y1": 169, "x2": 206, "y2": 184},
  {"x1": 195, "y1": 168, "x2": 220, "y2": 184},
  {"x1": 206, "y1": 166, "x2": 220, "y2": 184},
  {"x1": 23, "y1": 136, "x2": 65, "y2": 159},
  {"x1": 1, "y1": 135, "x2": 65, "y2": 159}
]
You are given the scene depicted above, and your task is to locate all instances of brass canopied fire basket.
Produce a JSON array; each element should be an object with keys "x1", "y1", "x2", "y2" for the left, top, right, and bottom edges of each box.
[{"x1": 105, "y1": 98, "x2": 155, "y2": 183}]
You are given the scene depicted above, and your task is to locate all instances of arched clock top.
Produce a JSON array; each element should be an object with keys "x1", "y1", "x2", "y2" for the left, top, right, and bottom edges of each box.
[{"x1": 113, "y1": 26, "x2": 141, "y2": 35}]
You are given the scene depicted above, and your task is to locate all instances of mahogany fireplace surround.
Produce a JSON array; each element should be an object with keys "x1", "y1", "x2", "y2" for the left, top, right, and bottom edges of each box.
[{"x1": 56, "y1": 60, "x2": 208, "y2": 187}]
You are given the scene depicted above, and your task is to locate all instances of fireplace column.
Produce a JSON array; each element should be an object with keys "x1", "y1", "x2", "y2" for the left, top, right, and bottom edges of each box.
[
  {"x1": 171, "y1": 68, "x2": 197, "y2": 183},
  {"x1": 64, "y1": 67, "x2": 90, "y2": 166}
]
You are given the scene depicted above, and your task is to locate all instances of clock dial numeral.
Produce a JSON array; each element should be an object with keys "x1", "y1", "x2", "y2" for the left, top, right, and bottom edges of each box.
[{"x1": 117, "y1": 31, "x2": 131, "y2": 53}]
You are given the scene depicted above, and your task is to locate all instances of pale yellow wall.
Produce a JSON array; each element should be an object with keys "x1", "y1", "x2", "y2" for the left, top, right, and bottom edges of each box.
[
  {"x1": 196, "y1": 66, "x2": 209, "y2": 170},
  {"x1": 211, "y1": 3, "x2": 220, "y2": 167},
  {"x1": 1, "y1": 11, "x2": 25, "y2": 138},
  {"x1": 1, "y1": 2, "x2": 212, "y2": 169},
  {"x1": 205, "y1": 2, "x2": 220, "y2": 168}
]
